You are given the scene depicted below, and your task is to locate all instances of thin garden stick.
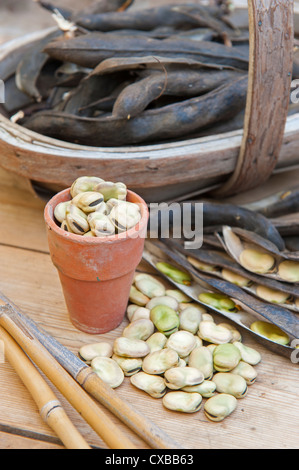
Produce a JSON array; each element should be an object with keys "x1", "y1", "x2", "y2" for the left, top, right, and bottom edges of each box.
[
  {"x1": 0, "y1": 298, "x2": 137, "y2": 449},
  {"x1": 0, "y1": 325, "x2": 91, "y2": 449},
  {"x1": 0, "y1": 293, "x2": 182, "y2": 449}
]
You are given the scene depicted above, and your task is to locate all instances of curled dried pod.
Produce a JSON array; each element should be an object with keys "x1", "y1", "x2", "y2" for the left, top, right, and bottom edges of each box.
[{"x1": 162, "y1": 391, "x2": 202, "y2": 413}]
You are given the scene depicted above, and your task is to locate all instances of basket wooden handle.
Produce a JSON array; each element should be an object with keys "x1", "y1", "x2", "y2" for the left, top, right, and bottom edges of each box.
[{"x1": 214, "y1": 0, "x2": 294, "y2": 197}]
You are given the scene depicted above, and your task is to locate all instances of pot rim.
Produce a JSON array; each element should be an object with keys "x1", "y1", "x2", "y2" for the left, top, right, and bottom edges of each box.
[{"x1": 44, "y1": 188, "x2": 149, "y2": 244}]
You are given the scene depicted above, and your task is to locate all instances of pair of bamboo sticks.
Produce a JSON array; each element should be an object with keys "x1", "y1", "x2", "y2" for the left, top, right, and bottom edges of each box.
[{"x1": 0, "y1": 295, "x2": 182, "y2": 450}]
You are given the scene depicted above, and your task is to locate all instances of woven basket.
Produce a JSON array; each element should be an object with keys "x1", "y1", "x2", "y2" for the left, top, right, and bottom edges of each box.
[{"x1": 0, "y1": 1, "x2": 297, "y2": 202}]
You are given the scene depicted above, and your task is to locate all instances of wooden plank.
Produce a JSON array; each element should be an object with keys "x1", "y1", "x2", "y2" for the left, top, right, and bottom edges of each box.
[{"x1": 0, "y1": 428, "x2": 63, "y2": 449}]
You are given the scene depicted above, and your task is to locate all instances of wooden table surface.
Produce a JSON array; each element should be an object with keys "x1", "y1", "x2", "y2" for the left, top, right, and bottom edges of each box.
[{"x1": 0, "y1": 167, "x2": 298, "y2": 450}]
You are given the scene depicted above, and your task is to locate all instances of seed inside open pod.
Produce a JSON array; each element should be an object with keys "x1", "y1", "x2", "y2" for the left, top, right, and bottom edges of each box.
[
  {"x1": 255, "y1": 285, "x2": 291, "y2": 304},
  {"x1": 204, "y1": 393, "x2": 237, "y2": 421},
  {"x1": 54, "y1": 201, "x2": 71, "y2": 224},
  {"x1": 250, "y1": 320, "x2": 290, "y2": 345},
  {"x1": 179, "y1": 306, "x2": 202, "y2": 334},
  {"x1": 198, "y1": 292, "x2": 237, "y2": 312},
  {"x1": 150, "y1": 305, "x2": 180, "y2": 336},
  {"x1": 164, "y1": 367, "x2": 204, "y2": 390},
  {"x1": 78, "y1": 342, "x2": 113, "y2": 363},
  {"x1": 162, "y1": 391, "x2": 202, "y2": 413},
  {"x1": 166, "y1": 330, "x2": 197, "y2": 358},
  {"x1": 134, "y1": 273, "x2": 166, "y2": 298},
  {"x1": 239, "y1": 248, "x2": 275, "y2": 274},
  {"x1": 198, "y1": 321, "x2": 233, "y2": 344},
  {"x1": 90, "y1": 357, "x2": 124, "y2": 388},
  {"x1": 112, "y1": 354, "x2": 143, "y2": 377},
  {"x1": 231, "y1": 361, "x2": 258, "y2": 385},
  {"x1": 130, "y1": 372, "x2": 167, "y2": 398},
  {"x1": 145, "y1": 332, "x2": 167, "y2": 353},
  {"x1": 122, "y1": 318, "x2": 155, "y2": 341},
  {"x1": 221, "y1": 269, "x2": 251, "y2": 287},
  {"x1": 87, "y1": 212, "x2": 115, "y2": 237},
  {"x1": 188, "y1": 346, "x2": 214, "y2": 380},
  {"x1": 113, "y1": 337, "x2": 150, "y2": 358},
  {"x1": 233, "y1": 341, "x2": 261, "y2": 365},
  {"x1": 146, "y1": 295, "x2": 179, "y2": 311},
  {"x1": 156, "y1": 262, "x2": 192, "y2": 285},
  {"x1": 278, "y1": 260, "x2": 299, "y2": 283},
  {"x1": 72, "y1": 191, "x2": 104, "y2": 213},
  {"x1": 142, "y1": 348, "x2": 179, "y2": 375},
  {"x1": 213, "y1": 372, "x2": 248, "y2": 398},
  {"x1": 182, "y1": 380, "x2": 216, "y2": 397},
  {"x1": 187, "y1": 256, "x2": 218, "y2": 273},
  {"x1": 66, "y1": 204, "x2": 90, "y2": 235},
  {"x1": 109, "y1": 202, "x2": 141, "y2": 232},
  {"x1": 70, "y1": 176, "x2": 105, "y2": 198},
  {"x1": 95, "y1": 181, "x2": 127, "y2": 202},
  {"x1": 213, "y1": 343, "x2": 241, "y2": 372}
]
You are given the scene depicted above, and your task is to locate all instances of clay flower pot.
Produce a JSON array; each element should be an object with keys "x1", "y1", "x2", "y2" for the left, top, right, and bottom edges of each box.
[{"x1": 44, "y1": 188, "x2": 149, "y2": 334}]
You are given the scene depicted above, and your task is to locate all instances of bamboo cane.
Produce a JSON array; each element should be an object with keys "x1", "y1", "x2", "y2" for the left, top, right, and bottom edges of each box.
[
  {"x1": 0, "y1": 325, "x2": 91, "y2": 449},
  {"x1": 0, "y1": 299, "x2": 137, "y2": 449},
  {"x1": 0, "y1": 293, "x2": 182, "y2": 449}
]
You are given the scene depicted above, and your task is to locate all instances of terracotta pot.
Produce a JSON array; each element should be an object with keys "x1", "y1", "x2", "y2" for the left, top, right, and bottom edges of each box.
[{"x1": 44, "y1": 188, "x2": 149, "y2": 334}]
